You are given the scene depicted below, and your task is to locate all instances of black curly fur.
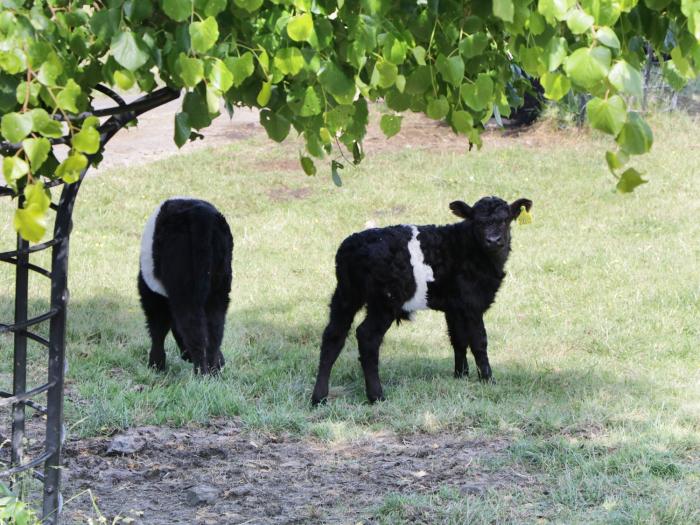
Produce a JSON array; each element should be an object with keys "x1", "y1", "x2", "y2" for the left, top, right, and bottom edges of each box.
[
  {"x1": 312, "y1": 196, "x2": 532, "y2": 405},
  {"x1": 138, "y1": 199, "x2": 233, "y2": 375}
]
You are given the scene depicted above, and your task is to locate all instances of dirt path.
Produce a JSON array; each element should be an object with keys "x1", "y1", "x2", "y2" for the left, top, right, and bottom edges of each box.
[
  {"x1": 62, "y1": 421, "x2": 531, "y2": 524},
  {"x1": 93, "y1": 100, "x2": 262, "y2": 172},
  {"x1": 92, "y1": 94, "x2": 568, "y2": 173}
]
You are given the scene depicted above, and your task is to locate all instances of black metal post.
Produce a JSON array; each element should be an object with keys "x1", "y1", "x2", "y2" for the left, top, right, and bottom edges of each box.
[
  {"x1": 1, "y1": 85, "x2": 181, "y2": 523},
  {"x1": 11, "y1": 233, "x2": 28, "y2": 469}
]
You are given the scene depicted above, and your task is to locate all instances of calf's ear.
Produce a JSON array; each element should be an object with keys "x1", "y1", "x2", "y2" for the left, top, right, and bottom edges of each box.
[
  {"x1": 509, "y1": 198, "x2": 533, "y2": 220},
  {"x1": 449, "y1": 200, "x2": 472, "y2": 219}
]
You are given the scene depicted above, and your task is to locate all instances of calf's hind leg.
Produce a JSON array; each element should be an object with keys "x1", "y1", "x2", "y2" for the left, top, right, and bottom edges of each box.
[
  {"x1": 311, "y1": 290, "x2": 361, "y2": 406},
  {"x1": 356, "y1": 305, "x2": 394, "y2": 403},
  {"x1": 205, "y1": 294, "x2": 229, "y2": 373},
  {"x1": 139, "y1": 275, "x2": 171, "y2": 371}
]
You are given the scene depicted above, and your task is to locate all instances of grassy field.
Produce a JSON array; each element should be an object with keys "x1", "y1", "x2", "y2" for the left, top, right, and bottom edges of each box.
[{"x1": 1, "y1": 114, "x2": 699, "y2": 523}]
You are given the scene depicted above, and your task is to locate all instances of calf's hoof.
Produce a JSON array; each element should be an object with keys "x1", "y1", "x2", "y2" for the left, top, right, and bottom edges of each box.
[
  {"x1": 148, "y1": 359, "x2": 165, "y2": 372},
  {"x1": 477, "y1": 367, "x2": 493, "y2": 382},
  {"x1": 454, "y1": 368, "x2": 470, "y2": 379},
  {"x1": 367, "y1": 391, "x2": 386, "y2": 404},
  {"x1": 311, "y1": 385, "x2": 329, "y2": 407},
  {"x1": 311, "y1": 396, "x2": 327, "y2": 407}
]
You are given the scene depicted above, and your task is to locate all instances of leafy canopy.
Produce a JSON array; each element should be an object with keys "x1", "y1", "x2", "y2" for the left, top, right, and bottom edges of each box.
[{"x1": 1, "y1": 0, "x2": 699, "y2": 240}]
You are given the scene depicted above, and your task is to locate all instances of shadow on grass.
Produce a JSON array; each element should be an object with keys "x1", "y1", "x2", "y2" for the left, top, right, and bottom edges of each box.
[{"x1": 0, "y1": 292, "x2": 680, "y2": 440}]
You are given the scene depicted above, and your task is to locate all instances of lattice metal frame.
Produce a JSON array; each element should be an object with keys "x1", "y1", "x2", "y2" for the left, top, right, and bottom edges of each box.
[{"x1": 0, "y1": 85, "x2": 180, "y2": 523}]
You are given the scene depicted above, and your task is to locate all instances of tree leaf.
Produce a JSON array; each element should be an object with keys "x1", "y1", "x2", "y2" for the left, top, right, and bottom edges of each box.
[
  {"x1": 174, "y1": 112, "x2": 191, "y2": 148},
  {"x1": 563, "y1": 46, "x2": 611, "y2": 89},
  {"x1": 426, "y1": 96, "x2": 449, "y2": 120},
  {"x1": 182, "y1": 87, "x2": 212, "y2": 129},
  {"x1": 451, "y1": 110, "x2": 474, "y2": 134},
  {"x1": 189, "y1": 16, "x2": 219, "y2": 54},
  {"x1": 124, "y1": 0, "x2": 154, "y2": 22},
  {"x1": 616, "y1": 167, "x2": 647, "y2": 193},
  {"x1": 30, "y1": 109, "x2": 63, "y2": 138},
  {"x1": 72, "y1": 125, "x2": 100, "y2": 154},
  {"x1": 56, "y1": 153, "x2": 88, "y2": 183},
  {"x1": 206, "y1": 58, "x2": 233, "y2": 93},
  {"x1": 411, "y1": 46, "x2": 426, "y2": 65},
  {"x1": 459, "y1": 33, "x2": 489, "y2": 58},
  {"x1": 540, "y1": 71, "x2": 571, "y2": 100},
  {"x1": 319, "y1": 62, "x2": 355, "y2": 104},
  {"x1": 163, "y1": 0, "x2": 193, "y2": 22},
  {"x1": 566, "y1": 9, "x2": 594, "y2": 34},
  {"x1": 1, "y1": 112, "x2": 33, "y2": 143},
  {"x1": 605, "y1": 150, "x2": 628, "y2": 171},
  {"x1": 493, "y1": 0, "x2": 515, "y2": 22},
  {"x1": 436, "y1": 54, "x2": 465, "y2": 87},
  {"x1": 616, "y1": 112, "x2": 653, "y2": 155},
  {"x1": 260, "y1": 109, "x2": 291, "y2": 142},
  {"x1": 202, "y1": 0, "x2": 227, "y2": 16},
  {"x1": 178, "y1": 53, "x2": 204, "y2": 88},
  {"x1": 36, "y1": 52, "x2": 62, "y2": 86},
  {"x1": 287, "y1": 13, "x2": 314, "y2": 42},
  {"x1": 56, "y1": 79, "x2": 82, "y2": 113},
  {"x1": 232, "y1": 0, "x2": 264, "y2": 12},
  {"x1": 225, "y1": 52, "x2": 254, "y2": 87},
  {"x1": 586, "y1": 96, "x2": 627, "y2": 136},
  {"x1": 372, "y1": 60, "x2": 398, "y2": 88},
  {"x1": 544, "y1": 37, "x2": 568, "y2": 71},
  {"x1": 3, "y1": 156, "x2": 28, "y2": 186},
  {"x1": 22, "y1": 137, "x2": 51, "y2": 170},
  {"x1": 595, "y1": 27, "x2": 621, "y2": 50},
  {"x1": 111, "y1": 31, "x2": 149, "y2": 71},
  {"x1": 331, "y1": 160, "x2": 343, "y2": 187},
  {"x1": 405, "y1": 66, "x2": 432, "y2": 94},
  {"x1": 114, "y1": 69, "x2": 136, "y2": 90},
  {"x1": 538, "y1": 0, "x2": 574, "y2": 23},
  {"x1": 380, "y1": 114, "x2": 402, "y2": 138},
  {"x1": 274, "y1": 47, "x2": 305, "y2": 76},
  {"x1": 608, "y1": 60, "x2": 643, "y2": 98},
  {"x1": 256, "y1": 80, "x2": 272, "y2": 106},
  {"x1": 460, "y1": 74, "x2": 493, "y2": 111},
  {"x1": 13, "y1": 181, "x2": 51, "y2": 241},
  {"x1": 300, "y1": 155, "x2": 316, "y2": 175}
]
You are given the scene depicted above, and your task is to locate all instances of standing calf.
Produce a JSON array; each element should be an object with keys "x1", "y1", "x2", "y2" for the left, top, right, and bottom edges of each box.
[
  {"x1": 138, "y1": 198, "x2": 233, "y2": 375},
  {"x1": 311, "y1": 196, "x2": 532, "y2": 405}
]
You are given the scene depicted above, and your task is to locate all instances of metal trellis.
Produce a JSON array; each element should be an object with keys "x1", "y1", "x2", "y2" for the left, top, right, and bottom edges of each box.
[{"x1": 0, "y1": 85, "x2": 180, "y2": 523}]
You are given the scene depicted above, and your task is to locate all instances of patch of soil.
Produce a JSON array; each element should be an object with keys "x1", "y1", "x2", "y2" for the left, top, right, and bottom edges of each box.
[{"x1": 61, "y1": 420, "x2": 530, "y2": 524}]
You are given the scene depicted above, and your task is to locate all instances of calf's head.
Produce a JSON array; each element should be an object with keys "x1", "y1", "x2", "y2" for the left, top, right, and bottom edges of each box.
[{"x1": 449, "y1": 196, "x2": 533, "y2": 253}]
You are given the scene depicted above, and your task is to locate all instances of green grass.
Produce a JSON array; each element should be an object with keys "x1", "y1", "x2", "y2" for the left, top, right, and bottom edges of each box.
[{"x1": 1, "y1": 114, "x2": 699, "y2": 523}]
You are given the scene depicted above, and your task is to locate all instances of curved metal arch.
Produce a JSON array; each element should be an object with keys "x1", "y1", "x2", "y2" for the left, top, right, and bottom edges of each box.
[{"x1": 0, "y1": 85, "x2": 180, "y2": 523}]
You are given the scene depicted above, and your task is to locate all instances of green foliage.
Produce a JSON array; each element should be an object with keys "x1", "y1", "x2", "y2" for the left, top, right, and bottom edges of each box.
[
  {"x1": 0, "y1": 495, "x2": 41, "y2": 525},
  {"x1": 379, "y1": 114, "x2": 402, "y2": 138},
  {"x1": 1, "y1": 0, "x2": 699, "y2": 240}
]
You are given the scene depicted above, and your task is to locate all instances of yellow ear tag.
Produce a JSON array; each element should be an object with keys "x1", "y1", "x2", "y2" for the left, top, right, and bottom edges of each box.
[{"x1": 517, "y1": 205, "x2": 532, "y2": 225}]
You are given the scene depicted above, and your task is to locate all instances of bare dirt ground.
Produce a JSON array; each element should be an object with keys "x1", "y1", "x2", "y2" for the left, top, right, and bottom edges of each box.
[{"x1": 61, "y1": 420, "x2": 531, "y2": 524}]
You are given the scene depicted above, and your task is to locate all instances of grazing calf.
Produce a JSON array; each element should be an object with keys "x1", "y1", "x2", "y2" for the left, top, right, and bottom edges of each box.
[
  {"x1": 311, "y1": 196, "x2": 532, "y2": 405},
  {"x1": 138, "y1": 198, "x2": 233, "y2": 375}
]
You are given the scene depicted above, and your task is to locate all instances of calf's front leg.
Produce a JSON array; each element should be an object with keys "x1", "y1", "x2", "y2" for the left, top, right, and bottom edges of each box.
[
  {"x1": 465, "y1": 315, "x2": 492, "y2": 381},
  {"x1": 445, "y1": 310, "x2": 469, "y2": 378}
]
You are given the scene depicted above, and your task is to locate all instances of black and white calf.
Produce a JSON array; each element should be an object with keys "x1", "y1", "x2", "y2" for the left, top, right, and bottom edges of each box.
[
  {"x1": 311, "y1": 196, "x2": 532, "y2": 405},
  {"x1": 138, "y1": 198, "x2": 233, "y2": 375}
]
